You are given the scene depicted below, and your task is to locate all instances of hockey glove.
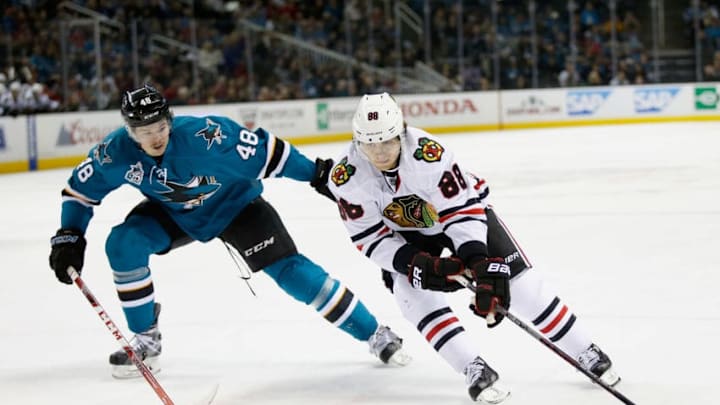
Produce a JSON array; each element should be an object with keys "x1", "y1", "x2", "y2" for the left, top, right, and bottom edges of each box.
[
  {"x1": 470, "y1": 257, "x2": 511, "y2": 328},
  {"x1": 311, "y1": 157, "x2": 336, "y2": 202},
  {"x1": 408, "y1": 252, "x2": 465, "y2": 292},
  {"x1": 49, "y1": 228, "x2": 86, "y2": 284}
]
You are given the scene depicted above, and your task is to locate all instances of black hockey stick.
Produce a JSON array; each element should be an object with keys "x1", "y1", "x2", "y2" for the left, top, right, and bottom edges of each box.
[
  {"x1": 67, "y1": 266, "x2": 176, "y2": 405},
  {"x1": 450, "y1": 275, "x2": 636, "y2": 405}
]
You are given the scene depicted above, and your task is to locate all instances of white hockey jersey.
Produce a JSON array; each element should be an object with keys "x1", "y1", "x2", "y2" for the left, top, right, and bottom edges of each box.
[{"x1": 328, "y1": 126, "x2": 490, "y2": 273}]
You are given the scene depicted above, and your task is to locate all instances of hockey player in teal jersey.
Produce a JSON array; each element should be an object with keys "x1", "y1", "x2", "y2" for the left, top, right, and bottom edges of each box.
[{"x1": 48, "y1": 84, "x2": 410, "y2": 378}]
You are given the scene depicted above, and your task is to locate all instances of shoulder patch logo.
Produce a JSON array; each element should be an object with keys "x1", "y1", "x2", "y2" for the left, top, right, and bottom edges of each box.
[
  {"x1": 195, "y1": 118, "x2": 227, "y2": 150},
  {"x1": 382, "y1": 194, "x2": 438, "y2": 228},
  {"x1": 93, "y1": 140, "x2": 112, "y2": 165},
  {"x1": 331, "y1": 156, "x2": 356, "y2": 186},
  {"x1": 413, "y1": 137, "x2": 444, "y2": 163},
  {"x1": 124, "y1": 161, "x2": 144, "y2": 185}
]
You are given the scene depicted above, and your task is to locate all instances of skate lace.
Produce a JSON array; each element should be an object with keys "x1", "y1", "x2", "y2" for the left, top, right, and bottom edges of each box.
[
  {"x1": 368, "y1": 326, "x2": 397, "y2": 355},
  {"x1": 130, "y1": 330, "x2": 161, "y2": 355},
  {"x1": 464, "y1": 358, "x2": 487, "y2": 386},
  {"x1": 577, "y1": 345, "x2": 601, "y2": 371}
]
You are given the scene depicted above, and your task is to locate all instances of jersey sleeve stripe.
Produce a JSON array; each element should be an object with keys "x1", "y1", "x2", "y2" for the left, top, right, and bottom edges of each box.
[
  {"x1": 438, "y1": 197, "x2": 483, "y2": 218},
  {"x1": 442, "y1": 216, "x2": 486, "y2": 232},
  {"x1": 439, "y1": 207, "x2": 486, "y2": 223},
  {"x1": 365, "y1": 233, "x2": 393, "y2": 258},
  {"x1": 350, "y1": 221, "x2": 386, "y2": 242},
  {"x1": 62, "y1": 187, "x2": 100, "y2": 206},
  {"x1": 259, "y1": 133, "x2": 276, "y2": 177},
  {"x1": 261, "y1": 135, "x2": 290, "y2": 178}
]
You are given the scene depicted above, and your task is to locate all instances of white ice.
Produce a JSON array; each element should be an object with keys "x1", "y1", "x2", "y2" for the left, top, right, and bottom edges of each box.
[{"x1": 1, "y1": 122, "x2": 719, "y2": 405}]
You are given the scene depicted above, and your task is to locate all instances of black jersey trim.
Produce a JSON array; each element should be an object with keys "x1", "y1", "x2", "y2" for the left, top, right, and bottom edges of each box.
[
  {"x1": 365, "y1": 233, "x2": 392, "y2": 258},
  {"x1": 62, "y1": 188, "x2": 100, "y2": 205},
  {"x1": 263, "y1": 138, "x2": 286, "y2": 178},
  {"x1": 442, "y1": 216, "x2": 486, "y2": 233},
  {"x1": 351, "y1": 221, "x2": 385, "y2": 242},
  {"x1": 437, "y1": 197, "x2": 483, "y2": 218}
]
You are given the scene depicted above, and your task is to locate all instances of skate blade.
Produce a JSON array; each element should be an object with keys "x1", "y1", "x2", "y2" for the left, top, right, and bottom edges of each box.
[
  {"x1": 598, "y1": 367, "x2": 621, "y2": 387},
  {"x1": 386, "y1": 349, "x2": 413, "y2": 367},
  {"x1": 477, "y1": 382, "x2": 511, "y2": 404},
  {"x1": 111, "y1": 358, "x2": 160, "y2": 379}
]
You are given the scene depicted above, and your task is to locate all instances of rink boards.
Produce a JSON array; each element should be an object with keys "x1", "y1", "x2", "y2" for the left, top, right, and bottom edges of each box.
[{"x1": 1, "y1": 82, "x2": 718, "y2": 173}]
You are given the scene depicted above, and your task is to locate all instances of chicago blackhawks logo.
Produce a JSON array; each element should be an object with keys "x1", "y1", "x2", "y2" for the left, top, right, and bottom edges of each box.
[
  {"x1": 383, "y1": 194, "x2": 438, "y2": 228},
  {"x1": 413, "y1": 137, "x2": 444, "y2": 162},
  {"x1": 331, "y1": 157, "x2": 356, "y2": 186}
]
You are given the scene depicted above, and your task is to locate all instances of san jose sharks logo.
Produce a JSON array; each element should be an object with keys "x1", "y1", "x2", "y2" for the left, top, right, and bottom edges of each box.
[
  {"x1": 195, "y1": 118, "x2": 227, "y2": 150},
  {"x1": 156, "y1": 175, "x2": 221, "y2": 209},
  {"x1": 93, "y1": 140, "x2": 112, "y2": 165},
  {"x1": 413, "y1": 137, "x2": 444, "y2": 163},
  {"x1": 331, "y1": 157, "x2": 356, "y2": 186}
]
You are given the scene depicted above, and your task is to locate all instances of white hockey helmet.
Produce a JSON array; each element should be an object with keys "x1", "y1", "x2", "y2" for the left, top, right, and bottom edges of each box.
[{"x1": 352, "y1": 92, "x2": 404, "y2": 144}]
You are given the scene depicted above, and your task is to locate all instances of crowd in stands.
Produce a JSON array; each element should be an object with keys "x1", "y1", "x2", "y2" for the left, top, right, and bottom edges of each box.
[
  {"x1": 684, "y1": 2, "x2": 720, "y2": 81},
  {"x1": 1, "y1": 0, "x2": 718, "y2": 115},
  {"x1": 0, "y1": 68, "x2": 60, "y2": 116}
]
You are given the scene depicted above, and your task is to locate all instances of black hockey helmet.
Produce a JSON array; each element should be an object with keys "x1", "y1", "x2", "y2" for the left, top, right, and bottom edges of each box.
[{"x1": 121, "y1": 83, "x2": 171, "y2": 127}]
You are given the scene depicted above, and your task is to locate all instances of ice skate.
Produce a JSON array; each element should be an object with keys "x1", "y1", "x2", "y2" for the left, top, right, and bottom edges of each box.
[
  {"x1": 368, "y1": 325, "x2": 412, "y2": 366},
  {"x1": 577, "y1": 343, "x2": 621, "y2": 387},
  {"x1": 109, "y1": 303, "x2": 162, "y2": 379},
  {"x1": 464, "y1": 356, "x2": 511, "y2": 404}
]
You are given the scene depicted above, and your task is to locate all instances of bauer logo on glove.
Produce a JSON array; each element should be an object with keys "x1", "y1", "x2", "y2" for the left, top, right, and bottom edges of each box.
[
  {"x1": 486, "y1": 262, "x2": 510, "y2": 275},
  {"x1": 470, "y1": 257, "x2": 511, "y2": 327},
  {"x1": 408, "y1": 252, "x2": 464, "y2": 292}
]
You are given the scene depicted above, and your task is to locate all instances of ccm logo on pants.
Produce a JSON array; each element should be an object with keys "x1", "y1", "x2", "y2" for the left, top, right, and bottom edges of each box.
[{"x1": 244, "y1": 236, "x2": 275, "y2": 257}]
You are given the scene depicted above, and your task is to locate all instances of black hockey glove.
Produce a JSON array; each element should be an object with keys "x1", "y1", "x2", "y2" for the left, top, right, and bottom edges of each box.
[
  {"x1": 49, "y1": 228, "x2": 86, "y2": 284},
  {"x1": 408, "y1": 252, "x2": 465, "y2": 292},
  {"x1": 469, "y1": 257, "x2": 511, "y2": 328},
  {"x1": 310, "y1": 157, "x2": 336, "y2": 202}
]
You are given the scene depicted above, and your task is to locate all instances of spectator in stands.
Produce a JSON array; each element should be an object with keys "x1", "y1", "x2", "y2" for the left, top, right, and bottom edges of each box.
[
  {"x1": 580, "y1": 1, "x2": 601, "y2": 30},
  {"x1": 0, "y1": 84, "x2": 8, "y2": 116},
  {"x1": 703, "y1": 51, "x2": 720, "y2": 81},
  {"x1": 610, "y1": 69, "x2": 630, "y2": 86},
  {"x1": 198, "y1": 40, "x2": 224, "y2": 82},
  {"x1": 558, "y1": 61, "x2": 582, "y2": 87},
  {"x1": 586, "y1": 64, "x2": 603, "y2": 85},
  {"x1": 0, "y1": 81, "x2": 23, "y2": 116}
]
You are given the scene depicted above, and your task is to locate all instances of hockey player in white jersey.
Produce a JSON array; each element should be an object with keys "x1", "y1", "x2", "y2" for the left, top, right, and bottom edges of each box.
[{"x1": 312, "y1": 93, "x2": 621, "y2": 403}]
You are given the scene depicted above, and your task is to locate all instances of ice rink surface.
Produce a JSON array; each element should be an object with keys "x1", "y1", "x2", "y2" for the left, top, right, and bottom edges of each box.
[{"x1": 1, "y1": 122, "x2": 719, "y2": 404}]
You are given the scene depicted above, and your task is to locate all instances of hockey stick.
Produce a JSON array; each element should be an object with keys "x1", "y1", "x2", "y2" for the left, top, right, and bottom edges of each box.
[
  {"x1": 450, "y1": 275, "x2": 636, "y2": 405},
  {"x1": 67, "y1": 266, "x2": 176, "y2": 405}
]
